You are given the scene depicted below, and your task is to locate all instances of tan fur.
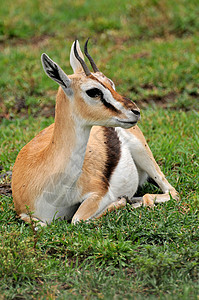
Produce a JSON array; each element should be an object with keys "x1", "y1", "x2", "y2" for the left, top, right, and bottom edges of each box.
[
  {"x1": 78, "y1": 127, "x2": 108, "y2": 198},
  {"x1": 72, "y1": 193, "x2": 102, "y2": 222}
]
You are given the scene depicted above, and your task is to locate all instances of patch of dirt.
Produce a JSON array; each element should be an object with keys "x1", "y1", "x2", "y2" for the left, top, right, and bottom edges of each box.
[
  {"x1": 129, "y1": 84, "x2": 177, "y2": 108},
  {"x1": 129, "y1": 83, "x2": 158, "y2": 94},
  {"x1": 15, "y1": 97, "x2": 27, "y2": 113},
  {"x1": 140, "y1": 91, "x2": 177, "y2": 107},
  {"x1": 187, "y1": 90, "x2": 199, "y2": 98},
  {"x1": 0, "y1": 170, "x2": 12, "y2": 196},
  {"x1": 40, "y1": 105, "x2": 55, "y2": 118},
  {"x1": 0, "y1": 97, "x2": 55, "y2": 121},
  {"x1": 132, "y1": 52, "x2": 151, "y2": 59},
  {"x1": 140, "y1": 83, "x2": 157, "y2": 90},
  {"x1": 0, "y1": 34, "x2": 54, "y2": 50},
  {"x1": 130, "y1": 83, "x2": 157, "y2": 94},
  {"x1": 0, "y1": 182, "x2": 12, "y2": 196},
  {"x1": 112, "y1": 36, "x2": 130, "y2": 46},
  {"x1": 129, "y1": 81, "x2": 179, "y2": 108}
]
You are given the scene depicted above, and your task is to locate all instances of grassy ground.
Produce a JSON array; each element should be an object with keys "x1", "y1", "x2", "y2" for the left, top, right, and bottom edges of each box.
[{"x1": 0, "y1": 0, "x2": 199, "y2": 299}]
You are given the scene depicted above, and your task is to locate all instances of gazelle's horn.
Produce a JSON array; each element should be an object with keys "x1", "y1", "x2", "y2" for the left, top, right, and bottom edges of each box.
[
  {"x1": 74, "y1": 40, "x2": 91, "y2": 76},
  {"x1": 84, "y1": 38, "x2": 99, "y2": 73}
]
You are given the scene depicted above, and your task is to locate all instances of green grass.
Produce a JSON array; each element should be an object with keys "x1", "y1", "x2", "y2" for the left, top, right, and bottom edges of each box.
[{"x1": 0, "y1": 0, "x2": 199, "y2": 299}]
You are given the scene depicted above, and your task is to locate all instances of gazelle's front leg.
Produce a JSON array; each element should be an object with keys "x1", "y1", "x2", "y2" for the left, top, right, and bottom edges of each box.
[
  {"x1": 71, "y1": 194, "x2": 127, "y2": 224},
  {"x1": 125, "y1": 126, "x2": 179, "y2": 207}
]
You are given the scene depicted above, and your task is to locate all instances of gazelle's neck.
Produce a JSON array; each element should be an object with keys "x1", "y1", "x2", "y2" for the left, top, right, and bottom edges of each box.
[
  {"x1": 50, "y1": 88, "x2": 91, "y2": 177},
  {"x1": 34, "y1": 89, "x2": 91, "y2": 222}
]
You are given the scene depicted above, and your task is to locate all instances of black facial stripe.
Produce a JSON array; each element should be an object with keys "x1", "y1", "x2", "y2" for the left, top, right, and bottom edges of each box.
[{"x1": 100, "y1": 96, "x2": 119, "y2": 113}]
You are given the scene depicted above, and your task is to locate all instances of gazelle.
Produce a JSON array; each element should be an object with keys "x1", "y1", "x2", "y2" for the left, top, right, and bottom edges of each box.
[{"x1": 12, "y1": 40, "x2": 179, "y2": 226}]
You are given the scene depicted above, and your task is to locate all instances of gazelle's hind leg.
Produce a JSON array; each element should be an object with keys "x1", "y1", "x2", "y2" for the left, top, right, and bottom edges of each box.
[
  {"x1": 118, "y1": 125, "x2": 179, "y2": 208},
  {"x1": 96, "y1": 197, "x2": 127, "y2": 219},
  {"x1": 71, "y1": 194, "x2": 127, "y2": 224}
]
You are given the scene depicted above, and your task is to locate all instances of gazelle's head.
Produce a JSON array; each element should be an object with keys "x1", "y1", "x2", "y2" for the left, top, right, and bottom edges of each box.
[{"x1": 41, "y1": 40, "x2": 140, "y2": 128}]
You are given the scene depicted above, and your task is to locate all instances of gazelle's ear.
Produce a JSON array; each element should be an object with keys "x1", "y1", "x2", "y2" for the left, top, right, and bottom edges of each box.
[
  {"x1": 70, "y1": 40, "x2": 85, "y2": 73},
  {"x1": 41, "y1": 53, "x2": 71, "y2": 93}
]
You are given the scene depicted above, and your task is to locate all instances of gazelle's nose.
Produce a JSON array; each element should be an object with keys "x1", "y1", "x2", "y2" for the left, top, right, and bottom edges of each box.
[{"x1": 131, "y1": 109, "x2": 140, "y2": 117}]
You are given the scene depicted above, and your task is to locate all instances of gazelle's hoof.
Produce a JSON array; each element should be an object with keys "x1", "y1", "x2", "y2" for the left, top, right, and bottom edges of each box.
[
  {"x1": 143, "y1": 194, "x2": 155, "y2": 207},
  {"x1": 170, "y1": 189, "x2": 180, "y2": 201}
]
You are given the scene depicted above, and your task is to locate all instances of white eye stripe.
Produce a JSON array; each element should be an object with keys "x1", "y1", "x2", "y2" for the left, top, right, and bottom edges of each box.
[{"x1": 100, "y1": 86, "x2": 124, "y2": 111}]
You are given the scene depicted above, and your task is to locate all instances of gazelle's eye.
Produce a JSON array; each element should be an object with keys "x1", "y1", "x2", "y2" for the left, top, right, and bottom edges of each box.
[{"x1": 86, "y1": 88, "x2": 102, "y2": 98}]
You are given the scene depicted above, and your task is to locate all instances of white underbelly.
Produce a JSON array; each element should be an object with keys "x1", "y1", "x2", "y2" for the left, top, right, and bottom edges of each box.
[{"x1": 108, "y1": 145, "x2": 139, "y2": 200}]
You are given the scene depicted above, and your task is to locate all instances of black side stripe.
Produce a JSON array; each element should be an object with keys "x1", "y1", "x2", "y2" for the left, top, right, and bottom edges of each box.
[{"x1": 102, "y1": 127, "x2": 121, "y2": 188}]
